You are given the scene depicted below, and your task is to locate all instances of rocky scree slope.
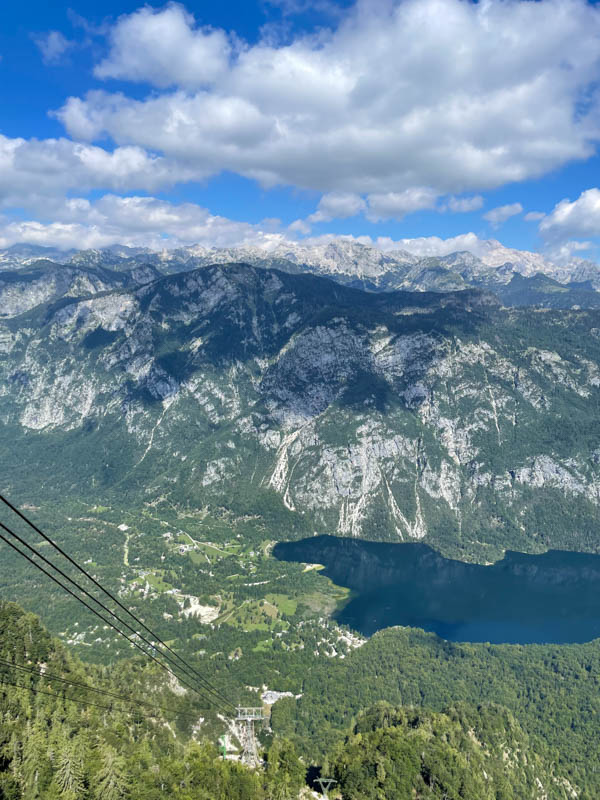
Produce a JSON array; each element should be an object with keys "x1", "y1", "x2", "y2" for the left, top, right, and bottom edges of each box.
[{"x1": 2, "y1": 263, "x2": 600, "y2": 561}]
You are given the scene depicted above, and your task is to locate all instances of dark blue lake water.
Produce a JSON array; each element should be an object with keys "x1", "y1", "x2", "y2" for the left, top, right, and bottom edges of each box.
[{"x1": 273, "y1": 536, "x2": 600, "y2": 644}]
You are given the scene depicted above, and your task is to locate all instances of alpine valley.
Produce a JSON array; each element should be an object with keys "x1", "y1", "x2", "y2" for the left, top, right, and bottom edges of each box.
[{"x1": 4, "y1": 239, "x2": 600, "y2": 797}]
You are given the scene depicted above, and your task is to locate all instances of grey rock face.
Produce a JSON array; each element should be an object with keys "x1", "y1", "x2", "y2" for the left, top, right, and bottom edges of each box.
[
  {"x1": 1, "y1": 261, "x2": 600, "y2": 560},
  {"x1": 4, "y1": 238, "x2": 600, "y2": 313}
]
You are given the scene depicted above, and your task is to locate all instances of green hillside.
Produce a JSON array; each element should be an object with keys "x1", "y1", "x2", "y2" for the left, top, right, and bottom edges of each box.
[{"x1": 0, "y1": 602, "x2": 575, "y2": 800}]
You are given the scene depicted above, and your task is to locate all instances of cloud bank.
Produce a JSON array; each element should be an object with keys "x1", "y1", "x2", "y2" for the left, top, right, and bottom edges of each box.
[
  {"x1": 5, "y1": 0, "x2": 600, "y2": 254},
  {"x1": 57, "y1": 0, "x2": 600, "y2": 202},
  {"x1": 0, "y1": 195, "x2": 285, "y2": 251}
]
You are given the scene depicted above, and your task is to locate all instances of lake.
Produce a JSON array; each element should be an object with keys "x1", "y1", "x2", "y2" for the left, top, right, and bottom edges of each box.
[{"x1": 273, "y1": 536, "x2": 600, "y2": 644}]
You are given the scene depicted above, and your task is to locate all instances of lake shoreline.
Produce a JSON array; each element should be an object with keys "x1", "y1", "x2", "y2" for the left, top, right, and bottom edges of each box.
[{"x1": 274, "y1": 535, "x2": 600, "y2": 645}]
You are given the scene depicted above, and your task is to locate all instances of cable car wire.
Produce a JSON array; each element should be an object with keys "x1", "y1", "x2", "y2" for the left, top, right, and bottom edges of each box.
[
  {"x1": 0, "y1": 517, "x2": 233, "y2": 710},
  {"x1": 0, "y1": 657, "x2": 204, "y2": 720},
  {"x1": 0, "y1": 493, "x2": 235, "y2": 711},
  {"x1": 0, "y1": 526, "x2": 226, "y2": 711},
  {"x1": 0, "y1": 675, "x2": 188, "y2": 722}
]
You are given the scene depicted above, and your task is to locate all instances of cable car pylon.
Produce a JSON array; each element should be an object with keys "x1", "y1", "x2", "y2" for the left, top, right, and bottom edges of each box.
[
  {"x1": 316, "y1": 777, "x2": 337, "y2": 798},
  {"x1": 236, "y1": 706, "x2": 264, "y2": 767}
]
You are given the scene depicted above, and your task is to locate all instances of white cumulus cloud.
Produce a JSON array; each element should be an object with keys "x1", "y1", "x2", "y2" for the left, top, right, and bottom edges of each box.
[
  {"x1": 0, "y1": 134, "x2": 203, "y2": 209},
  {"x1": 309, "y1": 192, "x2": 367, "y2": 222},
  {"x1": 56, "y1": 0, "x2": 600, "y2": 198},
  {"x1": 524, "y1": 211, "x2": 546, "y2": 222},
  {"x1": 6, "y1": 0, "x2": 600, "y2": 255},
  {"x1": 443, "y1": 195, "x2": 484, "y2": 213},
  {"x1": 384, "y1": 232, "x2": 488, "y2": 258},
  {"x1": 366, "y1": 188, "x2": 439, "y2": 221},
  {"x1": 539, "y1": 188, "x2": 600, "y2": 240},
  {"x1": 95, "y1": 5, "x2": 231, "y2": 88},
  {"x1": 543, "y1": 239, "x2": 595, "y2": 262},
  {"x1": 0, "y1": 195, "x2": 288, "y2": 251}
]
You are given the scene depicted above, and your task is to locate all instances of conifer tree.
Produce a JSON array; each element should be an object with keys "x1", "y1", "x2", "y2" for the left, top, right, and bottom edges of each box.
[
  {"x1": 265, "y1": 739, "x2": 305, "y2": 800},
  {"x1": 94, "y1": 747, "x2": 129, "y2": 800},
  {"x1": 22, "y1": 717, "x2": 50, "y2": 797},
  {"x1": 56, "y1": 736, "x2": 86, "y2": 799}
]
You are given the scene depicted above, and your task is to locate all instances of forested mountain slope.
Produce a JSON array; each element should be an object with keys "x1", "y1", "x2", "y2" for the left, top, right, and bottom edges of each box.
[
  {"x1": 332, "y1": 703, "x2": 576, "y2": 800},
  {"x1": 0, "y1": 601, "x2": 271, "y2": 800},
  {"x1": 0, "y1": 602, "x2": 576, "y2": 800},
  {"x1": 2, "y1": 263, "x2": 600, "y2": 561}
]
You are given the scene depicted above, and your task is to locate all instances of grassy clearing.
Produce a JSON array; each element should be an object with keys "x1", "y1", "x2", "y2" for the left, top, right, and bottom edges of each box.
[
  {"x1": 143, "y1": 570, "x2": 173, "y2": 592},
  {"x1": 301, "y1": 589, "x2": 348, "y2": 616},
  {"x1": 265, "y1": 593, "x2": 297, "y2": 616},
  {"x1": 188, "y1": 550, "x2": 210, "y2": 565},
  {"x1": 219, "y1": 598, "x2": 290, "y2": 632},
  {"x1": 303, "y1": 563, "x2": 325, "y2": 572},
  {"x1": 196, "y1": 541, "x2": 230, "y2": 557}
]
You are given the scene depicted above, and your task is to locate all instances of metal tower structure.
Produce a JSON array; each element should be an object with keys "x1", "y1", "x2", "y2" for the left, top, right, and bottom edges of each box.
[
  {"x1": 316, "y1": 777, "x2": 337, "y2": 798},
  {"x1": 235, "y1": 706, "x2": 264, "y2": 767}
]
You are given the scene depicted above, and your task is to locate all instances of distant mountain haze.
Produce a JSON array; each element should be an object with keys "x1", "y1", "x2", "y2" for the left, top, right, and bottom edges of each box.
[{"x1": 3, "y1": 239, "x2": 600, "y2": 319}]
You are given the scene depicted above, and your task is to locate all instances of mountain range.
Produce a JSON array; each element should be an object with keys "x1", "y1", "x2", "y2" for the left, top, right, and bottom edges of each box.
[
  {"x1": 4, "y1": 238, "x2": 600, "y2": 319},
  {"x1": 3, "y1": 239, "x2": 600, "y2": 796},
  {"x1": 2, "y1": 250, "x2": 600, "y2": 562}
]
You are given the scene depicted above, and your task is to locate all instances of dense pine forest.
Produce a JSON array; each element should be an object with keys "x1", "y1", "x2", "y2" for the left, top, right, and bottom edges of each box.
[
  {"x1": 0, "y1": 601, "x2": 592, "y2": 799},
  {"x1": 0, "y1": 602, "x2": 304, "y2": 800}
]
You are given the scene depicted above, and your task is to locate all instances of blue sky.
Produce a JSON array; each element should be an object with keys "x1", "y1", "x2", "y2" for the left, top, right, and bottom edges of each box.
[{"x1": 2, "y1": 0, "x2": 600, "y2": 259}]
